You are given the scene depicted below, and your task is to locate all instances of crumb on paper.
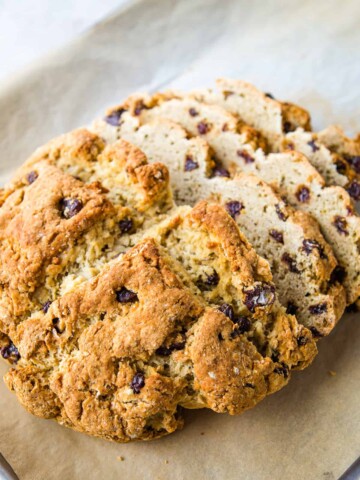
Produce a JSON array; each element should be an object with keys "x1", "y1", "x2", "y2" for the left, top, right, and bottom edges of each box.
[
  {"x1": 200, "y1": 432, "x2": 205, "y2": 435},
  {"x1": 164, "y1": 460, "x2": 169, "y2": 464},
  {"x1": 328, "y1": 370, "x2": 336, "y2": 377},
  {"x1": 117, "y1": 456, "x2": 125, "y2": 461}
]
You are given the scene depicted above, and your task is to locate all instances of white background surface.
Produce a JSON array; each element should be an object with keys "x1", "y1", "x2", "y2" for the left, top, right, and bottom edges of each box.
[{"x1": 0, "y1": 0, "x2": 128, "y2": 81}]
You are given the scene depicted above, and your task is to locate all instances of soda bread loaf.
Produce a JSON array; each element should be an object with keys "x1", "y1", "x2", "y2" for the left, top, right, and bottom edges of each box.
[
  {"x1": 94, "y1": 114, "x2": 345, "y2": 336},
  {"x1": 0, "y1": 129, "x2": 316, "y2": 442}
]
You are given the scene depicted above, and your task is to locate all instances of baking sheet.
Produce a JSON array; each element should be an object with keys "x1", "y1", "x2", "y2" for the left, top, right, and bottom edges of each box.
[{"x1": 0, "y1": 0, "x2": 359, "y2": 478}]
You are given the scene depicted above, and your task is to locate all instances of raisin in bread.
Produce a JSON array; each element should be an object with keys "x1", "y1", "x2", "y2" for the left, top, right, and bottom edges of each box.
[
  {"x1": 0, "y1": 131, "x2": 316, "y2": 443},
  {"x1": 93, "y1": 113, "x2": 345, "y2": 336}
]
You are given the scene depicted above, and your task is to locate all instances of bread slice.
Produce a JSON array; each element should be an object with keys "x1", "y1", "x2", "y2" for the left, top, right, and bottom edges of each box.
[
  {"x1": 282, "y1": 129, "x2": 360, "y2": 201},
  {"x1": 93, "y1": 113, "x2": 345, "y2": 336},
  {"x1": 191, "y1": 78, "x2": 311, "y2": 150}
]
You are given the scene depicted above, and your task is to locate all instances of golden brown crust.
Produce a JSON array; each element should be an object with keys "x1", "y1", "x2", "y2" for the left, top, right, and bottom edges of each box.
[{"x1": 5, "y1": 238, "x2": 302, "y2": 441}]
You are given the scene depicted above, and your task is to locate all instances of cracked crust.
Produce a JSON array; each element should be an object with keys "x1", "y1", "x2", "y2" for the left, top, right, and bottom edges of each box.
[{"x1": 4, "y1": 238, "x2": 312, "y2": 442}]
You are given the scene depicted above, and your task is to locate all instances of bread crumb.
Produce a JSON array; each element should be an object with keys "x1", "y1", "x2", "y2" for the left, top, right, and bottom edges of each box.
[
  {"x1": 117, "y1": 456, "x2": 125, "y2": 461},
  {"x1": 164, "y1": 460, "x2": 169, "y2": 464},
  {"x1": 200, "y1": 432, "x2": 205, "y2": 435},
  {"x1": 328, "y1": 370, "x2": 336, "y2": 377}
]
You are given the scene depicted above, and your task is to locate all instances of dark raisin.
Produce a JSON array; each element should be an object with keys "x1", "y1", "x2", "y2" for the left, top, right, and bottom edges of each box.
[
  {"x1": 130, "y1": 373, "x2": 145, "y2": 394},
  {"x1": 244, "y1": 284, "x2": 275, "y2": 312},
  {"x1": 218, "y1": 303, "x2": 235, "y2": 321},
  {"x1": 330, "y1": 265, "x2": 347, "y2": 284},
  {"x1": 42, "y1": 301, "x2": 52, "y2": 313},
  {"x1": 104, "y1": 108, "x2": 126, "y2": 126},
  {"x1": 0, "y1": 342, "x2": 20, "y2": 363},
  {"x1": 222, "y1": 123, "x2": 229, "y2": 132},
  {"x1": 309, "y1": 303, "x2": 327, "y2": 315},
  {"x1": 269, "y1": 229, "x2": 284, "y2": 244},
  {"x1": 265, "y1": 92, "x2": 275, "y2": 99},
  {"x1": 60, "y1": 198, "x2": 83, "y2": 219},
  {"x1": 230, "y1": 317, "x2": 251, "y2": 338},
  {"x1": 274, "y1": 363, "x2": 289, "y2": 379},
  {"x1": 344, "y1": 155, "x2": 360, "y2": 173},
  {"x1": 116, "y1": 287, "x2": 138, "y2": 303},
  {"x1": 283, "y1": 121, "x2": 296, "y2": 133},
  {"x1": 237, "y1": 149, "x2": 254, "y2": 164},
  {"x1": 296, "y1": 186, "x2": 310, "y2": 203},
  {"x1": 26, "y1": 171, "x2": 38, "y2": 184},
  {"x1": 302, "y1": 239, "x2": 327, "y2": 259},
  {"x1": 184, "y1": 156, "x2": 199, "y2": 171},
  {"x1": 119, "y1": 218, "x2": 133, "y2": 235},
  {"x1": 207, "y1": 270, "x2": 220, "y2": 286},
  {"x1": 346, "y1": 180, "x2": 360, "y2": 200},
  {"x1": 197, "y1": 122, "x2": 210, "y2": 135},
  {"x1": 307, "y1": 139, "x2": 319, "y2": 152},
  {"x1": 297, "y1": 336, "x2": 308, "y2": 346},
  {"x1": 281, "y1": 252, "x2": 300, "y2": 273},
  {"x1": 218, "y1": 332, "x2": 224, "y2": 341},
  {"x1": 234, "y1": 316, "x2": 252, "y2": 333},
  {"x1": 156, "y1": 339, "x2": 186, "y2": 356},
  {"x1": 275, "y1": 204, "x2": 288, "y2": 221},
  {"x1": 309, "y1": 326, "x2": 324, "y2": 338},
  {"x1": 286, "y1": 302, "x2": 298, "y2": 315},
  {"x1": 189, "y1": 108, "x2": 199, "y2": 117},
  {"x1": 332, "y1": 216, "x2": 349, "y2": 236},
  {"x1": 225, "y1": 201, "x2": 243, "y2": 219},
  {"x1": 285, "y1": 142, "x2": 295, "y2": 151},
  {"x1": 212, "y1": 165, "x2": 230, "y2": 178}
]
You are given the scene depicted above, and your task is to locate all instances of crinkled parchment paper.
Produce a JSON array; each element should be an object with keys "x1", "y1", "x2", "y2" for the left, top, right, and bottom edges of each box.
[{"x1": 0, "y1": 1, "x2": 359, "y2": 479}]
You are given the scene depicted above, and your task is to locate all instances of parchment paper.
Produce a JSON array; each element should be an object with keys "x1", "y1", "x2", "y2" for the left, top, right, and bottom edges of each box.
[{"x1": 0, "y1": 1, "x2": 359, "y2": 479}]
